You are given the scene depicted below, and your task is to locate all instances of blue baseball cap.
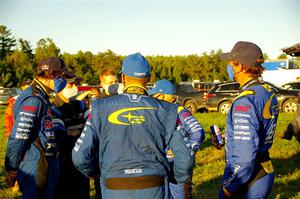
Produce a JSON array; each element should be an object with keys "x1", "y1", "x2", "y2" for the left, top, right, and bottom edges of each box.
[
  {"x1": 148, "y1": 79, "x2": 176, "y2": 95},
  {"x1": 121, "y1": 53, "x2": 150, "y2": 78}
]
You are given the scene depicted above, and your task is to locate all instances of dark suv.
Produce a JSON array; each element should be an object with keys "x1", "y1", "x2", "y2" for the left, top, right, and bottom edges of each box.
[
  {"x1": 176, "y1": 82, "x2": 207, "y2": 114},
  {"x1": 203, "y1": 81, "x2": 299, "y2": 114},
  {"x1": 203, "y1": 82, "x2": 240, "y2": 114},
  {"x1": 281, "y1": 81, "x2": 300, "y2": 91}
]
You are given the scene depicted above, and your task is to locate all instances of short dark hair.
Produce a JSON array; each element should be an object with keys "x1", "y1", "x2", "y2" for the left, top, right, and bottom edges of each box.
[
  {"x1": 36, "y1": 70, "x2": 63, "y2": 79},
  {"x1": 232, "y1": 61, "x2": 265, "y2": 78}
]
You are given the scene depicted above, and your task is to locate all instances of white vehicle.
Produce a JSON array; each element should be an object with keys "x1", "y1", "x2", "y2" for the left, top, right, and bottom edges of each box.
[
  {"x1": 262, "y1": 43, "x2": 300, "y2": 86},
  {"x1": 262, "y1": 59, "x2": 300, "y2": 86}
]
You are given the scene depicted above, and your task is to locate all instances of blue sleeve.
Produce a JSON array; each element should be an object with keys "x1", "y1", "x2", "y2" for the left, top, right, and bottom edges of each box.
[
  {"x1": 5, "y1": 97, "x2": 44, "y2": 171},
  {"x1": 72, "y1": 101, "x2": 100, "y2": 178},
  {"x1": 178, "y1": 106, "x2": 205, "y2": 154},
  {"x1": 223, "y1": 97, "x2": 260, "y2": 193},
  {"x1": 169, "y1": 127, "x2": 195, "y2": 183}
]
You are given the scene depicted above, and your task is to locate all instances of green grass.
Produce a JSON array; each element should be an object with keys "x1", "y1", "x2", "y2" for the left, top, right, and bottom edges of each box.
[
  {"x1": 0, "y1": 106, "x2": 21, "y2": 198},
  {"x1": 0, "y1": 108, "x2": 299, "y2": 198},
  {"x1": 192, "y1": 112, "x2": 300, "y2": 199}
]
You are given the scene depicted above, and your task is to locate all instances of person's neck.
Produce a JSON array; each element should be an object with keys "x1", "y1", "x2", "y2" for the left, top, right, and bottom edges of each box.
[
  {"x1": 34, "y1": 77, "x2": 51, "y2": 96},
  {"x1": 236, "y1": 74, "x2": 252, "y2": 87},
  {"x1": 237, "y1": 73, "x2": 261, "y2": 91},
  {"x1": 123, "y1": 84, "x2": 147, "y2": 95}
]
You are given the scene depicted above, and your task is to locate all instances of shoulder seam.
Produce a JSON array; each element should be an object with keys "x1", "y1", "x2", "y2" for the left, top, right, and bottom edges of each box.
[{"x1": 233, "y1": 90, "x2": 255, "y2": 103}]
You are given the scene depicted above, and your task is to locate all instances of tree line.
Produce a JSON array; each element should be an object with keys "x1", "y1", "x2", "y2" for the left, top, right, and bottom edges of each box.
[{"x1": 1, "y1": 25, "x2": 284, "y2": 88}]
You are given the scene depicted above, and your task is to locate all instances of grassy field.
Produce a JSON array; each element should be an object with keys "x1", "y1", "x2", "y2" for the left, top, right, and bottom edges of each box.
[
  {"x1": 0, "y1": 106, "x2": 21, "y2": 198},
  {"x1": 0, "y1": 106, "x2": 299, "y2": 198}
]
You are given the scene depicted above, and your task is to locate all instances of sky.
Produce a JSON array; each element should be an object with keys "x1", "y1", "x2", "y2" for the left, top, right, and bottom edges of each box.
[{"x1": 0, "y1": 0, "x2": 299, "y2": 59}]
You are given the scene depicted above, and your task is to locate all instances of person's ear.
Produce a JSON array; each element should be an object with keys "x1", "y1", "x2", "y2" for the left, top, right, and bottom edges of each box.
[{"x1": 236, "y1": 63, "x2": 244, "y2": 73}]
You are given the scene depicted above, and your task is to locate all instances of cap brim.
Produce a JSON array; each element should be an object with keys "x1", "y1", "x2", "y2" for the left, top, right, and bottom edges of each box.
[
  {"x1": 66, "y1": 76, "x2": 83, "y2": 83},
  {"x1": 219, "y1": 52, "x2": 232, "y2": 60},
  {"x1": 62, "y1": 69, "x2": 76, "y2": 78}
]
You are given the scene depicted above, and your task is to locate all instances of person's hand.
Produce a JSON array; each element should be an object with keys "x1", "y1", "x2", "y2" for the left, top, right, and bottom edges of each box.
[
  {"x1": 5, "y1": 170, "x2": 18, "y2": 188},
  {"x1": 223, "y1": 187, "x2": 232, "y2": 197},
  {"x1": 211, "y1": 133, "x2": 224, "y2": 150}
]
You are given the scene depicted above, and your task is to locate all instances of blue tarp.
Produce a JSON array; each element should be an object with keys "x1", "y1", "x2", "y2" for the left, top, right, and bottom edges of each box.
[{"x1": 262, "y1": 61, "x2": 287, "y2": 70}]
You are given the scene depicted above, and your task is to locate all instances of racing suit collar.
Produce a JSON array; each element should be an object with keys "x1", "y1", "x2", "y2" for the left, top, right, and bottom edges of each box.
[
  {"x1": 239, "y1": 78, "x2": 262, "y2": 92},
  {"x1": 33, "y1": 78, "x2": 51, "y2": 97},
  {"x1": 123, "y1": 85, "x2": 148, "y2": 95}
]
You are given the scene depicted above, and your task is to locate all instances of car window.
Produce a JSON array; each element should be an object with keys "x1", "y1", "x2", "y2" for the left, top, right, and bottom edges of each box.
[
  {"x1": 0, "y1": 88, "x2": 17, "y2": 95},
  {"x1": 9, "y1": 89, "x2": 17, "y2": 95},
  {"x1": 193, "y1": 82, "x2": 217, "y2": 92},
  {"x1": 207, "y1": 85, "x2": 218, "y2": 93},
  {"x1": 282, "y1": 83, "x2": 300, "y2": 90},
  {"x1": 217, "y1": 83, "x2": 239, "y2": 92},
  {"x1": 282, "y1": 84, "x2": 292, "y2": 90},
  {"x1": 294, "y1": 83, "x2": 300, "y2": 90},
  {"x1": 177, "y1": 85, "x2": 195, "y2": 93},
  {"x1": 0, "y1": 89, "x2": 9, "y2": 95}
]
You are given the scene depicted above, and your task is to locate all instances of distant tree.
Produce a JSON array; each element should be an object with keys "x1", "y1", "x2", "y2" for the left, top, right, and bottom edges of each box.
[
  {"x1": 92, "y1": 50, "x2": 122, "y2": 75},
  {"x1": 277, "y1": 53, "x2": 287, "y2": 60},
  {"x1": 18, "y1": 38, "x2": 34, "y2": 60},
  {"x1": 61, "y1": 52, "x2": 77, "y2": 72},
  {"x1": 263, "y1": 53, "x2": 270, "y2": 61},
  {"x1": 8, "y1": 50, "x2": 34, "y2": 84},
  {"x1": 35, "y1": 38, "x2": 60, "y2": 64},
  {"x1": 0, "y1": 25, "x2": 16, "y2": 60},
  {"x1": 66, "y1": 51, "x2": 98, "y2": 84},
  {"x1": 0, "y1": 59, "x2": 15, "y2": 87}
]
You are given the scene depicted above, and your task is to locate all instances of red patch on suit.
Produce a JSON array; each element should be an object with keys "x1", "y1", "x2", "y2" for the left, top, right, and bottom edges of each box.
[
  {"x1": 45, "y1": 120, "x2": 53, "y2": 129},
  {"x1": 22, "y1": 106, "x2": 38, "y2": 112},
  {"x1": 182, "y1": 111, "x2": 191, "y2": 118},
  {"x1": 235, "y1": 105, "x2": 251, "y2": 112}
]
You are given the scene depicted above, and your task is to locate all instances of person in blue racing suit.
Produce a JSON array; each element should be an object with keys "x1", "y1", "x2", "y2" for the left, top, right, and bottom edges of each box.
[
  {"x1": 148, "y1": 79, "x2": 205, "y2": 199},
  {"x1": 215, "y1": 41, "x2": 279, "y2": 199},
  {"x1": 5, "y1": 57, "x2": 73, "y2": 199},
  {"x1": 72, "y1": 53, "x2": 194, "y2": 199},
  {"x1": 51, "y1": 77, "x2": 90, "y2": 199}
]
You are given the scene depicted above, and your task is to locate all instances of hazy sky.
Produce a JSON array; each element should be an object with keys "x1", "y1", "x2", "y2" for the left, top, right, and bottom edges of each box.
[{"x1": 1, "y1": 0, "x2": 299, "y2": 59}]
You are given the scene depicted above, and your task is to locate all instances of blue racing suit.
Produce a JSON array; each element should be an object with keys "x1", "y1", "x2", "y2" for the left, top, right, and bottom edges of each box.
[
  {"x1": 177, "y1": 106, "x2": 205, "y2": 155},
  {"x1": 168, "y1": 106, "x2": 205, "y2": 199},
  {"x1": 72, "y1": 87, "x2": 194, "y2": 199},
  {"x1": 5, "y1": 79, "x2": 60, "y2": 199},
  {"x1": 220, "y1": 79, "x2": 279, "y2": 199},
  {"x1": 51, "y1": 99, "x2": 90, "y2": 199}
]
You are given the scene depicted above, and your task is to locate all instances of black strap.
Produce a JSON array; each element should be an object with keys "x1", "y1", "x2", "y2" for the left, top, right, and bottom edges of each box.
[{"x1": 105, "y1": 176, "x2": 164, "y2": 190}]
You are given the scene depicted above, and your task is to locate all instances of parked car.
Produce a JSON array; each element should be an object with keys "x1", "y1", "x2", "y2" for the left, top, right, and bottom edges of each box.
[
  {"x1": 270, "y1": 82, "x2": 299, "y2": 113},
  {"x1": 192, "y1": 80, "x2": 220, "y2": 92},
  {"x1": 203, "y1": 82, "x2": 239, "y2": 114},
  {"x1": 0, "y1": 87, "x2": 20, "y2": 105},
  {"x1": 281, "y1": 81, "x2": 300, "y2": 91},
  {"x1": 204, "y1": 81, "x2": 299, "y2": 114},
  {"x1": 176, "y1": 82, "x2": 207, "y2": 114}
]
